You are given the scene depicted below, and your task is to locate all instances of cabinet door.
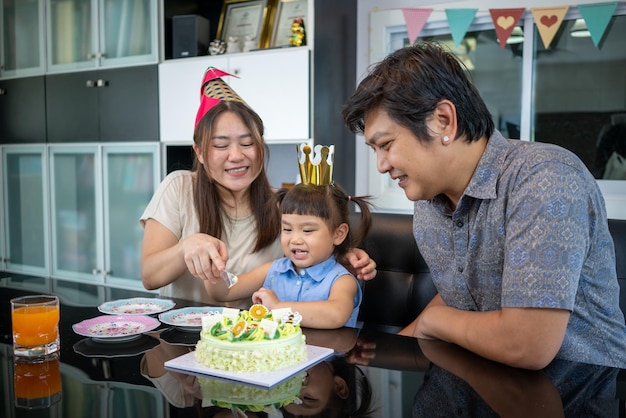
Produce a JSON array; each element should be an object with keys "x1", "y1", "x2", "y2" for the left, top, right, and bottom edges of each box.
[
  {"x1": 2, "y1": 146, "x2": 49, "y2": 276},
  {"x1": 49, "y1": 145, "x2": 102, "y2": 282},
  {"x1": 102, "y1": 144, "x2": 158, "y2": 288},
  {"x1": 0, "y1": 77, "x2": 46, "y2": 143},
  {"x1": 46, "y1": 71, "x2": 100, "y2": 142},
  {"x1": 98, "y1": 65, "x2": 159, "y2": 142},
  {"x1": 98, "y1": 0, "x2": 158, "y2": 67},
  {"x1": 1, "y1": 0, "x2": 45, "y2": 77},
  {"x1": 159, "y1": 56, "x2": 228, "y2": 143},
  {"x1": 46, "y1": 0, "x2": 97, "y2": 72},
  {"x1": 228, "y1": 48, "x2": 310, "y2": 143}
]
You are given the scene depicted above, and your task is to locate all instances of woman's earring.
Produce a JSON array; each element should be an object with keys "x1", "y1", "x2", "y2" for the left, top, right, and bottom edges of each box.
[{"x1": 443, "y1": 136, "x2": 450, "y2": 143}]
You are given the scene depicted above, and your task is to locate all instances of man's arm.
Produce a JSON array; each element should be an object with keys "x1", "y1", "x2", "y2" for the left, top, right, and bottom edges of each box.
[{"x1": 415, "y1": 305, "x2": 570, "y2": 370}]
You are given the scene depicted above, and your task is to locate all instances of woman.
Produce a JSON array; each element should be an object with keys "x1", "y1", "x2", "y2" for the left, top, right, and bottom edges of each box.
[{"x1": 140, "y1": 67, "x2": 376, "y2": 304}]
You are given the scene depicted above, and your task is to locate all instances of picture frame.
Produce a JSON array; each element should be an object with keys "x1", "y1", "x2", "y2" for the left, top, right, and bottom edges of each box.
[
  {"x1": 269, "y1": 0, "x2": 308, "y2": 48},
  {"x1": 217, "y1": 0, "x2": 272, "y2": 50}
]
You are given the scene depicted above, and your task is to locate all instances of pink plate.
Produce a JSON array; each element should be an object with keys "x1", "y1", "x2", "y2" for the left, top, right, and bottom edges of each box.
[{"x1": 72, "y1": 315, "x2": 160, "y2": 342}]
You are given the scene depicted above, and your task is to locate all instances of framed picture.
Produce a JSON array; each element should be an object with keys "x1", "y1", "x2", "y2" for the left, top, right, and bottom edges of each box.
[
  {"x1": 269, "y1": 0, "x2": 308, "y2": 48},
  {"x1": 217, "y1": 0, "x2": 271, "y2": 49}
]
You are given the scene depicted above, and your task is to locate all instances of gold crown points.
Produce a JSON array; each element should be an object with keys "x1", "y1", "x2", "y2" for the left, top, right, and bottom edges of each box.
[{"x1": 297, "y1": 143, "x2": 334, "y2": 185}]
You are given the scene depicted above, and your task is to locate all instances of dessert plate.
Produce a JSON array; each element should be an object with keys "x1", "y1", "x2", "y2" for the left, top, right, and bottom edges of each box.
[
  {"x1": 72, "y1": 315, "x2": 160, "y2": 342},
  {"x1": 159, "y1": 307, "x2": 223, "y2": 331},
  {"x1": 164, "y1": 344, "x2": 334, "y2": 388},
  {"x1": 98, "y1": 297, "x2": 175, "y2": 315}
]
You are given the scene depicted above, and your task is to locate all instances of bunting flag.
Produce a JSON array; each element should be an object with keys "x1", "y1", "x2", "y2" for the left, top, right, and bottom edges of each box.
[
  {"x1": 398, "y1": 2, "x2": 621, "y2": 51},
  {"x1": 578, "y1": 1, "x2": 619, "y2": 47},
  {"x1": 445, "y1": 8, "x2": 478, "y2": 47},
  {"x1": 402, "y1": 8, "x2": 433, "y2": 45},
  {"x1": 489, "y1": 8, "x2": 526, "y2": 48},
  {"x1": 530, "y1": 6, "x2": 570, "y2": 49}
]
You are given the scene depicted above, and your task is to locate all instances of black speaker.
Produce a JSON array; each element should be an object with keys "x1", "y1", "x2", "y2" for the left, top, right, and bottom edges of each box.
[{"x1": 172, "y1": 15, "x2": 210, "y2": 58}]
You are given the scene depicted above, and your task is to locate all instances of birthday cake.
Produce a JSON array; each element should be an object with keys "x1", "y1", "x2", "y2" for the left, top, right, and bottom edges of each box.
[
  {"x1": 195, "y1": 304, "x2": 307, "y2": 373},
  {"x1": 199, "y1": 372, "x2": 305, "y2": 414}
]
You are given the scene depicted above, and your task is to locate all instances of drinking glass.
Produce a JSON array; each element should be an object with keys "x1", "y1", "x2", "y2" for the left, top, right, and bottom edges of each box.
[
  {"x1": 11, "y1": 295, "x2": 60, "y2": 357},
  {"x1": 14, "y1": 354, "x2": 63, "y2": 409}
]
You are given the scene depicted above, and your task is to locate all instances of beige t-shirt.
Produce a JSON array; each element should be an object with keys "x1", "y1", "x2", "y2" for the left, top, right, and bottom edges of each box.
[{"x1": 140, "y1": 170, "x2": 283, "y2": 304}]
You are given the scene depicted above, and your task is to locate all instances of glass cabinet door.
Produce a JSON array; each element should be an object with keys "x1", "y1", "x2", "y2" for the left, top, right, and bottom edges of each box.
[
  {"x1": 102, "y1": 144, "x2": 158, "y2": 288},
  {"x1": 46, "y1": 0, "x2": 157, "y2": 72},
  {"x1": 99, "y1": 0, "x2": 157, "y2": 67},
  {"x1": 1, "y1": 0, "x2": 45, "y2": 77},
  {"x1": 2, "y1": 145, "x2": 49, "y2": 276},
  {"x1": 46, "y1": 0, "x2": 96, "y2": 72},
  {"x1": 49, "y1": 145, "x2": 102, "y2": 282}
]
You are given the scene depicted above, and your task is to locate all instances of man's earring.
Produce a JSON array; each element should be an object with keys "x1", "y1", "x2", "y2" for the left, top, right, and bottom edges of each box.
[{"x1": 443, "y1": 136, "x2": 450, "y2": 143}]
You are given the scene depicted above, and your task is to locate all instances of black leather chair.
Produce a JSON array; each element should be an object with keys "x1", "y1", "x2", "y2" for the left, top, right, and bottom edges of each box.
[
  {"x1": 608, "y1": 218, "x2": 626, "y2": 316},
  {"x1": 352, "y1": 213, "x2": 436, "y2": 332},
  {"x1": 354, "y1": 213, "x2": 626, "y2": 332}
]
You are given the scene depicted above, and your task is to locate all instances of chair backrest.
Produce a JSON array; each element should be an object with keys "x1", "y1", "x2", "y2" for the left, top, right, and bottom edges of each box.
[
  {"x1": 352, "y1": 213, "x2": 436, "y2": 332},
  {"x1": 608, "y1": 218, "x2": 626, "y2": 317}
]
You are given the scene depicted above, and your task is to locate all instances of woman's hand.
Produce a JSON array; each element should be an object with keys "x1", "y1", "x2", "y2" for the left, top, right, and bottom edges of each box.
[
  {"x1": 341, "y1": 248, "x2": 377, "y2": 281},
  {"x1": 179, "y1": 233, "x2": 229, "y2": 282}
]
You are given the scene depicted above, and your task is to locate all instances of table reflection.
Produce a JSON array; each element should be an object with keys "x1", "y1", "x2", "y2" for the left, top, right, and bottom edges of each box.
[{"x1": 0, "y1": 277, "x2": 624, "y2": 418}]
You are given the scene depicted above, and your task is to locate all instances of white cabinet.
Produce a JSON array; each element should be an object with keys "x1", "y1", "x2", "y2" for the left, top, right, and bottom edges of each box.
[
  {"x1": 46, "y1": 0, "x2": 158, "y2": 73},
  {"x1": 48, "y1": 143, "x2": 159, "y2": 289},
  {"x1": 158, "y1": 47, "x2": 310, "y2": 144}
]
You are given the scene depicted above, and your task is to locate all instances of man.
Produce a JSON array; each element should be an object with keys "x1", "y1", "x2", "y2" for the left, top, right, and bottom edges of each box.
[{"x1": 342, "y1": 42, "x2": 626, "y2": 370}]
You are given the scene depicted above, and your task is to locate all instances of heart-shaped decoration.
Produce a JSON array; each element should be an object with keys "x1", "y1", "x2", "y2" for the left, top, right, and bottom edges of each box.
[
  {"x1": 540, "y1": 15, "x2": 558, "y2": 28},
  {"x1": 497, "y1": 16, "x2": 515, "y2": 30}
]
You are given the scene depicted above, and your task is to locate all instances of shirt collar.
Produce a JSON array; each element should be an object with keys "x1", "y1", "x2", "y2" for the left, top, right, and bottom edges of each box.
[
  {"x1": 464, "y1": 130, "x2": 509, "y2": 200},
  {"x1": 274, "y1": 256, "x2": 338, "y2": 283}
]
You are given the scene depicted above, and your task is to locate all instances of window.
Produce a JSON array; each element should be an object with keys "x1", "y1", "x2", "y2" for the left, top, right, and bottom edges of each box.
[{"x1": 366, "y1": 7, "x2": 626, "y2": 218}]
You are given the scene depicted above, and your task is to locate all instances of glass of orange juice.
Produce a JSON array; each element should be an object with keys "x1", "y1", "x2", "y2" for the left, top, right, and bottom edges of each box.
[
  {"x1": 14, "y1": 354, "x2": 63, "y2": 409},
  {"x1": 11, "y1": 295, "x2": 60, "y2": 357}
]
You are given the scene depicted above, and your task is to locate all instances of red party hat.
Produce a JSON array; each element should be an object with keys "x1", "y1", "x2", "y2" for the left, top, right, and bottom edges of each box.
[{"x1": 194, "y1": 66, "x2": 247, "y2": 128}]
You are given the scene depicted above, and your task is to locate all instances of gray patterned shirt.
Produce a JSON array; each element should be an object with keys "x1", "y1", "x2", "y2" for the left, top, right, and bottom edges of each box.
[{"x1": 413, "y1": 130, "x2": 626, "y2": 368}]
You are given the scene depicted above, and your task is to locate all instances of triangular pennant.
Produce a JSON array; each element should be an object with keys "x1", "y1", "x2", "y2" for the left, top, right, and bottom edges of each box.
[
  {"x1": 402, "y1": 8, "x2": 433, "y2": 45},
  {"x1": 530, "y1": 6, "x2": 569, "y2": 49},
  {"x1": 445, "y1": 9, "x2": 478, "y2": 47},
  {"x1": 489, "y1": 8, "x2": 525, "y2": 48},
  {"x1": 578, "y1": 2, "x2": 618, "y2": 47}
]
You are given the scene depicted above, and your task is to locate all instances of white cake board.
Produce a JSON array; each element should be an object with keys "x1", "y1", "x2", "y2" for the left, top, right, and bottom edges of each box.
[{"x1": 164, "y1": 344, "x2": 334, "y2": 388}]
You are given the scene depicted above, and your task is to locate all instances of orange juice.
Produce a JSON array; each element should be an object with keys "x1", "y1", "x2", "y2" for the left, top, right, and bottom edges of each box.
[
  {"x1": 12, "y1": 305, "x2": 60, "y2": 346},
  {"x1": 14, "y1": 357, "x2": 62, "y2": 400}
]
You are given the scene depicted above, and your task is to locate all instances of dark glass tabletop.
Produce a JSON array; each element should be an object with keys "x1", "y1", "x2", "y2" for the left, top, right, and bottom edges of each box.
[{"x1": 1, "y1": 275, "x2": 625, "y2": 418}]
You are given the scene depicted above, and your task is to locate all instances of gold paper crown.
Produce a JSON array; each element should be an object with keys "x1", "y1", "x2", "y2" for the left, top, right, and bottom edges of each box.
[{"x1": 297, "y1": 143, "x2": 334, "y2": 185}]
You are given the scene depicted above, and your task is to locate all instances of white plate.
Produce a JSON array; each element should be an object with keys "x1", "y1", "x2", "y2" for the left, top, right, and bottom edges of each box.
[
  {"x1": 164, "y1": 344, "x2": 334, "y2": 388},
  {"x1": 98, "y1": 297, "x2": 175, "y2": 315},
  {"x1": 159, "y1": 307, "x2": 223, "y2": 331},
  {"x1": 72, "y1": 315, "x2": 160, "y2": 342}
]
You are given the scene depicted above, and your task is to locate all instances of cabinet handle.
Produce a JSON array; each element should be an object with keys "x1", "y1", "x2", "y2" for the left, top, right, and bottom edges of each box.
[
  {"x1": 86, "y1": 80, "x2": 96, "y2": 87},
  {"x1": 87, "y1": 53, "x2": 95, "y2": 59},
  {"x1": 0, "y1": 88, "x2": 5, "y2": 95},
  {"x1": 97, "y1": 52, "x2": 107, "y2": 58},
  {"x1": 232, "y1": 68, "x2": 240, "y2": 76},
  {"x1": 92, "y1": 268, "x2": 101, "y2": 275},
  {"x1": 103, "y1": 270, "x2": 112, "y2": 277},
  {"x1": 96, "y1": 79, "x2": 108, "y2": 87}
]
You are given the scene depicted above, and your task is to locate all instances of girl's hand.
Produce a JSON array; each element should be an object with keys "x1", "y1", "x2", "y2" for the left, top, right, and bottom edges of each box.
[
  {"x1": 251, "y1": 288, "x2": 280, "y2": 309},
  {"x1": 179, "y1": 233, "x2": 229, "y2": 283},
  {"x1": 341, "y1": 248, "x2": 377, "y2": 281}
]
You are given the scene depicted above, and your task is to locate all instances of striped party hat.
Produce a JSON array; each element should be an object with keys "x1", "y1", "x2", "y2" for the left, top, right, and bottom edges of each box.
[{"x1": 194, "y1": 66, "x2": 248, "y2": 128}]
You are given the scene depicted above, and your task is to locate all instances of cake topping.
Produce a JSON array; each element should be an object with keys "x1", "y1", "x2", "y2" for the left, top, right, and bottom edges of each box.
[
  {"x1": 249, "y1": 304, "x2": 269, "y2": 320},
  {"x1": 282, "y1": 312, "x2": 303, "y2": 326}
]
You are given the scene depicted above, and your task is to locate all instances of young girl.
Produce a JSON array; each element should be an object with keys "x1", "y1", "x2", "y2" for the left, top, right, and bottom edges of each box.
[{"x1": 205, "y1": 182, "x2": 373, "y2": 329}]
